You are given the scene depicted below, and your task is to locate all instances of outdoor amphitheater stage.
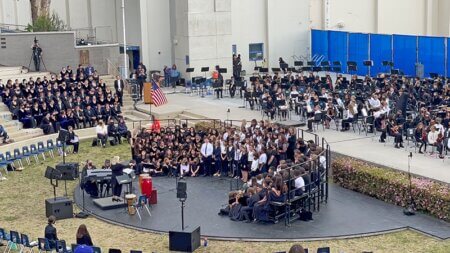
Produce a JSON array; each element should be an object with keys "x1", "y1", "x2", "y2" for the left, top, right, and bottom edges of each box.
[{"x1": 74, "y1": 176, "x2": 450, "y2": 241}]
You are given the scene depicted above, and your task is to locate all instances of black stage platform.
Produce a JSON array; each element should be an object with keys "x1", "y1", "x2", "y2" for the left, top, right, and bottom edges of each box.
[{"x1": 74, "y1": 177, "x2": 450, "y2": 241}]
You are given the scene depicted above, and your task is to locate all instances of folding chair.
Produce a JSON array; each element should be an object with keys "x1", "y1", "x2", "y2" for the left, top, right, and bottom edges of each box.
[
  {"x1": 0, "y1": 153, "x2": 11, "y2": 175},
  {"x1": 92, "y1": 246, "x2": 102, "y2": 253},
  {"x1": 108, "y1": 249, "x2": 121, "y2": 253},
  {"x1": 37, "y1": 238, "x2": 53, "y2": 253},
  {"x1": 130, "y1": 251, "x2": 142, "y2": 253},
  {"x1": 30, "y1": 144, "x2": 40, "y2": 163},
  {"x1": 317, "y1": 247, "x2": 330, "y2": 253},
  {"x1": 46, "y1": 139, "x2": 55, "y2": 158},
  {"x1": 20, "y1": 234, "x2": 37, "y2": 253},
  {"x1": 135, "y1": 195, "x2": 152, "y2": 220},
  {"x1": 312, "y1": 113, "x2": 324, "y2": 132},
  {"x1": 55, "y1": 240, "x2": 69, "y2": 253},
  {"x1": 37, "y1": 142, "x2": 47, "y2": 160},
  {"x1": 5, "y1": 230, "x2": 20, "y2": 253},
  {"x1": 13, "y1": 149, "x2": 24, "y2": 168},
  {"x1": 21, "y1": 146, "x2": 32, "y2": 165},
  {"x1": 5, "y1": 151, "x2": 15, "y2": 168}
]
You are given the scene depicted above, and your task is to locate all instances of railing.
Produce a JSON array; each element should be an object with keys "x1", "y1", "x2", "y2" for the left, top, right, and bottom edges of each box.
[{"x1": 73, "y1": 26, "x2": 114, "y2": 45}]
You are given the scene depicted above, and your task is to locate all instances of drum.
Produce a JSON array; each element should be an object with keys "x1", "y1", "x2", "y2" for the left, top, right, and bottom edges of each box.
[
  {"x1": 141, "y1": 176, "x2": 153, "y2": 198},
  {"x1": 139, "y1": 174, "x2": 150, "y2": 190},
  {"x1": 125, "y1": 194, "x2": 137, "y2": 215}
]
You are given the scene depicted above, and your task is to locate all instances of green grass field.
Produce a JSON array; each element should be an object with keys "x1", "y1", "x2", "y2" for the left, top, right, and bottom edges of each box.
[{"x1": 0, "y1": 141, "x2": 449, "y2": 253}]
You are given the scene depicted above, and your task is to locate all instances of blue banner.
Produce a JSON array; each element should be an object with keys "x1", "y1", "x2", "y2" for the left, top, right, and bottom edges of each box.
[
  {"x1": 418, "y1": 36, "x2": 445, "y2": 77},
  {"x1": 328, "y1": 31, "x2": 348, "y2": 73},
  {"x1": 311, "y1": 30, "x2": 329, "y2": 61},
  {"x1": 393, "y1": 35, "x2": 417, "y2": 76},
  {"x1": 370, "y1": 34, "x2": 392, "y2": 76},
  {"x1": 348, "y1": 33, "x2": 369, "y2": 76}
]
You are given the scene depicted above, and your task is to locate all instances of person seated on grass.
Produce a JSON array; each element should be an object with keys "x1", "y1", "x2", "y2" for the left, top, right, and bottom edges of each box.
[
  {"x1": 289, "y1": 244, "x2": 305, "y2": 253},
  {"x1": 76, "y1": 224, "x2": 93, "y2": 246},
  {"x1": 44, "y1": 215, "x2": 59, "y2": 249},
  {"x1": 0, "y1": 124, "x2": 10, "y2": 143}
]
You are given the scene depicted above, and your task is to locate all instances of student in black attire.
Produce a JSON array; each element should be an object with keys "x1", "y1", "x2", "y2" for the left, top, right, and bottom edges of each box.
[
  {"x1": 44, "y1": 215, "x2": 58, "y2": 249},
  {"x1": 76, "y1": 224, "x2": 93, "y2": 246},
  {"x1": 111, "y1": 156, "x2": 125, "y2": 201}
]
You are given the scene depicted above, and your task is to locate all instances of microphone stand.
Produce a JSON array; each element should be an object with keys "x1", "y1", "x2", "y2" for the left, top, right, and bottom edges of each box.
[{"x1": 403, "y1": 152, "x2": 415, "y2": 216}]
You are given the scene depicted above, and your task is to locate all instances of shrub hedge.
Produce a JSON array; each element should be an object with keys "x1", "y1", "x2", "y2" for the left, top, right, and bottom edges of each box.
[{"x1": 332, "y1": 158, "x2": 450, "y2": 221}]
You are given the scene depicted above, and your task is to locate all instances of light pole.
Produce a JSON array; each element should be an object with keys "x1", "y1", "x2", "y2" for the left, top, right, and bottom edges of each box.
[{"x1": 121, "y1": 0, "x2": 128, "y2": 79}]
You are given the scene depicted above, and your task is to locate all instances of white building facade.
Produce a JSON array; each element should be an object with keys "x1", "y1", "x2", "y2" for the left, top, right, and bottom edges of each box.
[{"x1": 1, "y1": 0, "x2": 450, "y2": 76}]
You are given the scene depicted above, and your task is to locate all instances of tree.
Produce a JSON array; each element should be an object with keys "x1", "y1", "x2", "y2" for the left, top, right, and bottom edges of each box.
[{"x1": 30, "y1": 0, "x2": 52, "y2": 24}]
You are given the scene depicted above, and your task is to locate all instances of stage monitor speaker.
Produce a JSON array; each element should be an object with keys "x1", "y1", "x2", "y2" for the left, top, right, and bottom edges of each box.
[
  {"x1": 169, "y1": 226, "x2": 201, "y2": 252},
  {"x1": 45, "y1": 197, "x2": 73, "y2": 220},
  {"x1": 45, "y1": 166, "x2": 61, "y2": 180},
  {"x1": 55, "y1": 162, "x2": 79, "y2": 180},
  {"x1": 177, "y1": 181, "x2": 187, "y2": 199},
  {"x1": 57, "y1": 129, "x2": 69, "y2": 142}
]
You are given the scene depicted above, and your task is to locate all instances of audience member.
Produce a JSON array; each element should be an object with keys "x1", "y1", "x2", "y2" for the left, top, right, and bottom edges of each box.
[{"x1": 76, "y1": 224, "x2": 93, "y2": 246}]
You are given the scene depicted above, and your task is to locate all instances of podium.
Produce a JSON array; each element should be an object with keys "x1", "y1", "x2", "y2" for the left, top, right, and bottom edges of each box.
[{"x1": 143, "y1": 82, "x2": 153, "y2": 104}]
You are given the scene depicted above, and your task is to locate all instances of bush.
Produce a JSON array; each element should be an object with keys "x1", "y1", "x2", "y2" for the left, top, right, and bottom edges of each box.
[
  {"x1": 332, "y1": 158, "x2": 450, "y2": 221},
  {"x1": 27, "y1": 12, "x2": 67, "y2": 32}
]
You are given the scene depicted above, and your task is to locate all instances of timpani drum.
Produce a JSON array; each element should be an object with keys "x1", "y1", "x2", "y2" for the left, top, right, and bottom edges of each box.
[
  {"x1": 125, "y1": 194, "x2": 137, "y2": 215},
  {"x1": 141, "y1": 176, "x2": 153, "y2": 198}
]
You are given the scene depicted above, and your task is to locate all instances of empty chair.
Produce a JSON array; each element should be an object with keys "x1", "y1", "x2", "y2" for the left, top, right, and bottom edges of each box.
[
  {"x1": 20, "y1": 233, "x2": 37, "y2": 253},
  {"x1": 13, "y1": 149, "x2": 24, "y2": 168},
  {"x1": 38, "y1": 238, "x2": 53, "y2": 252},
  {"x1": 30, "y1": 144, "x2": 40, "y2": 163},
  {"x1": 130, "y1": 251, "x2": 142, "y2": 253},
  {"x1": 135, "y1": 195, "x2": 152, "y2": 220},
  {"x1": 37, "y1": 142, "x2": 47, "y2": 160},
  {"x1": 46, "y1": 139, "x2": 55, "y2": 158},
  {"x1": 0, "y1": 153, "x2": 11, "y2": 175},
  {"x1": 21, "y1": 146, "x2": 32, "y2": 165},
  {"x1": 6, "y1": 230, "x2": 21, "y2": 253},
  {"x1": 92, "y1": 246, "x2": 102, "y2": 253},
  {"x1": 317, "y1": 247, "x2": 330, "y2": 253},
  {"x1": 55, "y1": 240, "x2": 69, "y2": 253},
  {"x1": 108, "y1": 249, "x2": 121, "y2": 253},
  {"x1": 5, "y1": 151, "x2": 15, "y2": 168}
]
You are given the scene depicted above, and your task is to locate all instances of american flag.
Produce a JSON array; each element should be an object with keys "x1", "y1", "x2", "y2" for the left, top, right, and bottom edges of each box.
[{"x1": 151, "y1": 81, "x2": 168, "y2": 107}]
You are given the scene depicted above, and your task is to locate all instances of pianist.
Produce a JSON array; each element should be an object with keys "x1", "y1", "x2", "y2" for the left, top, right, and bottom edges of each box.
[{"x1": 81, "y1": 160, "x2": 99, "y2": 198}]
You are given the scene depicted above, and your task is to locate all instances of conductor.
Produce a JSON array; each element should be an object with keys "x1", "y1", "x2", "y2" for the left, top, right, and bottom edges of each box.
[
  {"x1": 111, "y1": 156, "x2": 125, "y2": 201},
  {"x1": 32, "y1": 38, "x2": 43, "y2": 72}
]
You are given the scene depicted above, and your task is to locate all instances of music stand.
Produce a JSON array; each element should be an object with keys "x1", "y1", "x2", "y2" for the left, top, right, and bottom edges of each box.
[
  {"x1": 201, "y1": 67, "x2": 209, "y2": 79},
  {"x1": 219, "y1": 68, "x2": 227, "y2": 74},
  {"x1": 280, "y1": 63, "x2": 289, "y2": 71},
  {"x1": 272, "y1": 68, "x2": 281, "y2": 73},
  {"x1": 259, "y1": 67, "x2": 269, "y2": 73},
  {"x1": 391, "y1": 69, "x2": 400, "y2": 75},
  {"x1": 294, "y1": 61, "x2": 303, "y2": 67},
  {"x1": 186, "y1": 68, "x2": 194, "y2": 73},
  {"x1": 382, "y1": 61, "x2": 394, "y2": 73},
  {"x1": 364, "y1": 60, "x2": 373, "y2": 76},
  {"x1": 347, "y1": 61, "x2": 357, "y2": 75}
]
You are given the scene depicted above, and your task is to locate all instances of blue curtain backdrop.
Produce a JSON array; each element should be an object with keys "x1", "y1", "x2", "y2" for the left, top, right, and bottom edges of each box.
[
  {"x1": 348, "y1": 33, "x2": 369, "y2": 76},
  {"x1": 328, "y1": 31, "x2": 348, "y2": 73},
  {"x1": 370, "y1": 34, "x2": 392, "y2": 76},
  {"x1": 311, "y1": 30, "x2": 329, "y2": 61},
  {"x1": 418, "y1": 36, "x2": 445, "y2": 77},
  {"x1": 392, "y1": 35, "x2": 417, "y2": 76}
]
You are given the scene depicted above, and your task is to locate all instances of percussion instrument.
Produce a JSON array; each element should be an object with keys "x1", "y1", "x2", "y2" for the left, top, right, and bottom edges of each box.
[
  {"x1": 141, "y1": 176, "x2": 153, "y2": 199},
  {"x1": 139, "y1": 174, "x2": 150, "y2": 190},
  {"x1": 125, "y1": 194, "x2": 137, "y2": 215}
]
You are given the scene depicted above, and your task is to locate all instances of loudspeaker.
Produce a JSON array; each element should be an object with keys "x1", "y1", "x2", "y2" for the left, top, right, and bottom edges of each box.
[
  {"x1": 45, "y1": 197, "x2": 73, "y2": 220},
  {"x1": 44, "y1": 166, "x2": 61, "y2": 180},
  {"x1": 55, "y1": 163, "x2": 79, "y2": 180},
  {"x1": 177, "y1": 181, "x2": 187, "y2": 199},
  {"x1": 169, "y1": 226, "x2": 200, "y2": 252}
]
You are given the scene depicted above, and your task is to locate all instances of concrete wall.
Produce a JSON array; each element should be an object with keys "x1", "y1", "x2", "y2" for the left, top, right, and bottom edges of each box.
[{"x1": 0, "y1": 32, "x2": 118, "y2": 74}]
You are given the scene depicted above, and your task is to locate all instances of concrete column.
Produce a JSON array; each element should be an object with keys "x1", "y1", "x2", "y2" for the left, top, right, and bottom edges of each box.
[
  {"x1": 65, "y1": 0, "x2": 71, "y2": 28},
  {"x1": 139, "y1": 0, "x2": 150, "y2": 70}
]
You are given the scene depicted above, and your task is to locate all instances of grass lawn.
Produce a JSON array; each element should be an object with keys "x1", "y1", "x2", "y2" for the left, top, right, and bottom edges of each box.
[{"x1": 0, "y1": 141, "x2": 450, "y2": 253}]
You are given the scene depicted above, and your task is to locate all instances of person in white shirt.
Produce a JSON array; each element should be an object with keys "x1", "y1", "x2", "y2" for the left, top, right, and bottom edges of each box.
[
  {"x1": 179, "y1": 158, "x2": 190, "y2": 177},
  {"x1": 294, "y1": 169, "x2": 305, "y2": 195},
  {"x1": 428, "y1": 125, "x2": 444, "y2": 158},
  {"x1": 250, "y1": 153, "x2": 259, "y2": 177},
  {"x1": 95, "y1": 120, "x2": 108, "y2": 148},
  {"x1": 200, "y1": 138, "x2": 214, "y2": 176},
  {"x1": 368, "y1": 94, "x2": 381, "y2": 111},
  {"x1": 258, "y1": 148, "x2": 267, "y2": 173}
]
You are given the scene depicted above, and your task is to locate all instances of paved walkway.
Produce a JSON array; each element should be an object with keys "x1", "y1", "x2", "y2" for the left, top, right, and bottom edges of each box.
[{"x1": 136, "y1": 87, "x2": 450, "y2": 184}]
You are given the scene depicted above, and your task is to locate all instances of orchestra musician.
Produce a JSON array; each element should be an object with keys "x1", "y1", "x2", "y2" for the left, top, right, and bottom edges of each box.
[{"x1": 81, "y1": 160, "x2": 98, "y2": 198}]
